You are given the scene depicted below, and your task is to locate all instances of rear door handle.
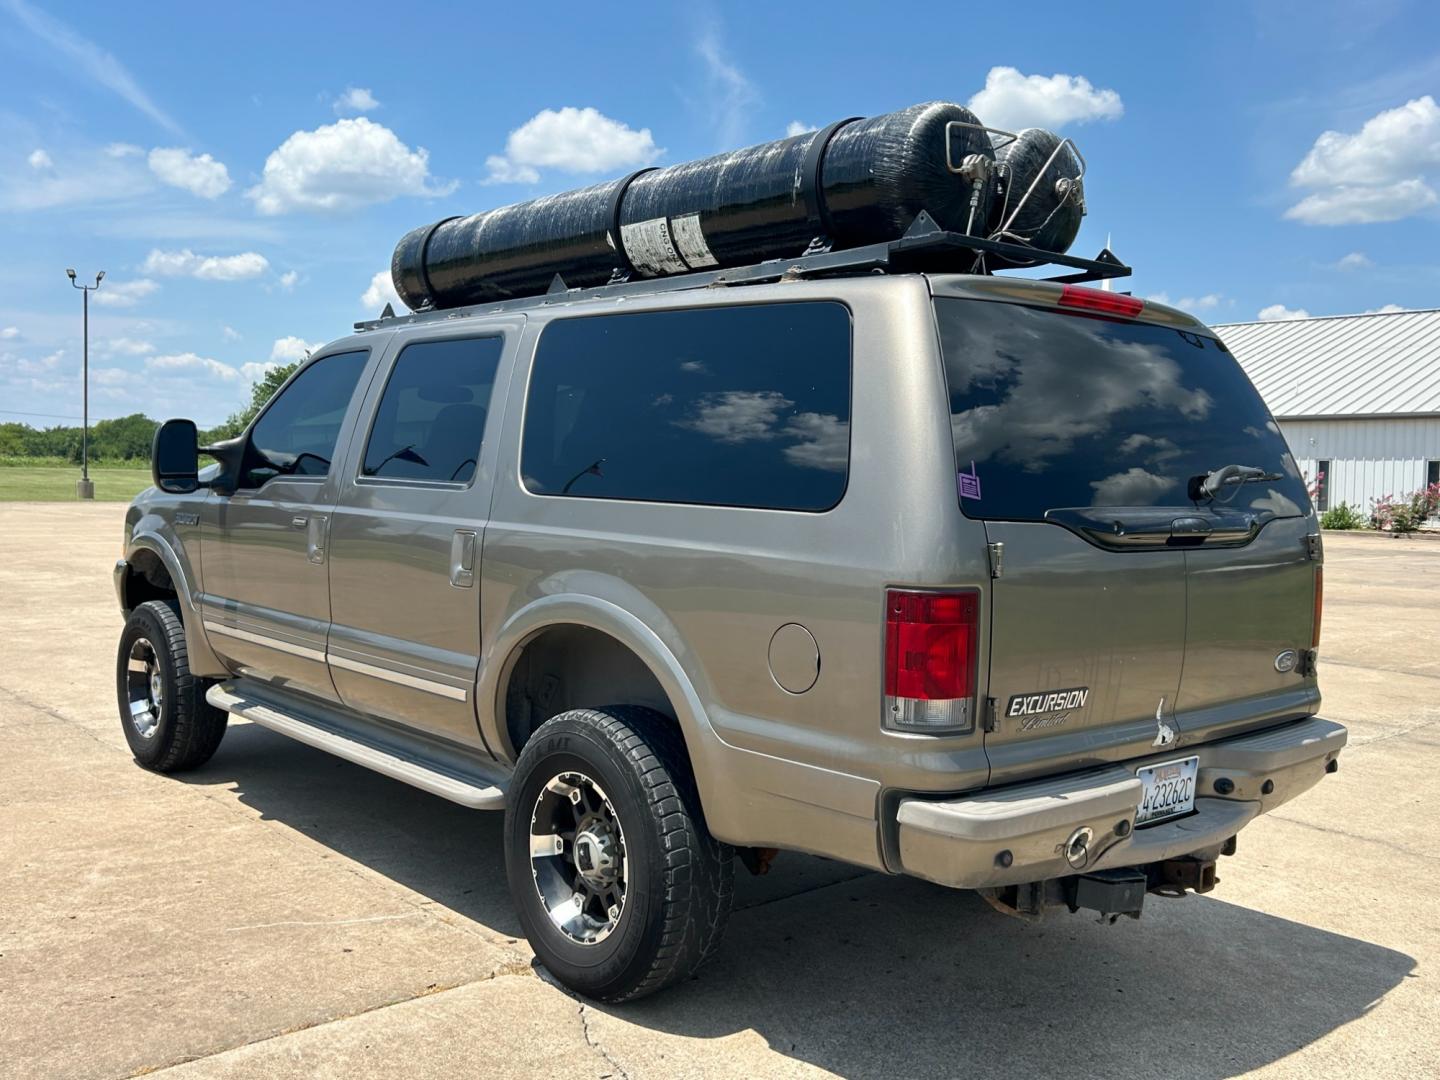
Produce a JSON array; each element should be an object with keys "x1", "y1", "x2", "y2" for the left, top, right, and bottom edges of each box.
[
  {"x1": 291, "y1": 515, "x2": 308, "y2": 528},
  {"x1": 450, "y1": 530, "x2": 477, "y2": 588}
]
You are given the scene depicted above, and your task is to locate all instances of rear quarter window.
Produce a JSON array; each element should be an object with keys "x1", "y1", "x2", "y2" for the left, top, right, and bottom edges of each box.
[
  {"x1": 935, "y1": 298, "x2": 1309, "y2": 521},
  {"x1": 521, "y1": 302, "x2": 852, "y2": 511}
]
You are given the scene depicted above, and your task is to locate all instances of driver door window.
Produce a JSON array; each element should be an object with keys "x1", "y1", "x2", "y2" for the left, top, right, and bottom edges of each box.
[{"x1": 243, "y1": 350, "x2": 369, "y2": 488}]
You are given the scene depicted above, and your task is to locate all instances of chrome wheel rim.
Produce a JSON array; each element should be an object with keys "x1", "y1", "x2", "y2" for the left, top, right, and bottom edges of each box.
[
  {"x1": 125, "y1": 637, "x2": 163, "y2": 740},
  {"x1": 529, "y1": 771, "x2": 627, "y2": 945}
]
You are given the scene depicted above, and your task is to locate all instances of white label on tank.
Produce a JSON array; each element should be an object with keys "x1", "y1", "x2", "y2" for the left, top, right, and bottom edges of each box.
[
  {"x1": 621, "y1": 218, "x2": 689, "y2": 276},
  {"x1": 671, "y1": 213, "x2": 719, "y2": 268}
]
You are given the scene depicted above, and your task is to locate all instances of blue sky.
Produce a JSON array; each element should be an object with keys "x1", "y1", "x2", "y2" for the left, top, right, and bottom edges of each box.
[{"x1": 1, "y1": 0, "x2": 1437, "y2": 427}]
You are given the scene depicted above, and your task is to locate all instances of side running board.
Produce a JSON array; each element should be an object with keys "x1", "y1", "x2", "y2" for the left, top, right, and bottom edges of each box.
[{"x1": 206, "y1": 681, "x2": 507, "y2": 810}]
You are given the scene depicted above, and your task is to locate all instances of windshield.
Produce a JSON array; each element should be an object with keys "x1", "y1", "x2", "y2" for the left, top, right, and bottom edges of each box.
[{"x1": 935, "y1": 298, "x2": 1309, "y2": 521}]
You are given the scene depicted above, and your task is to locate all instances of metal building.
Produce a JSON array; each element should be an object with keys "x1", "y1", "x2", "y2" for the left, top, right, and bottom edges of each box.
[{"x1": 1214, "y1": 308, "x2": 1440, "y2": 516}]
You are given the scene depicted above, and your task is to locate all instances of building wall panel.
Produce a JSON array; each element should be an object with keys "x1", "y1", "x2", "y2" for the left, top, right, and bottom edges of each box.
[{"x1": 1280, "y1": 417, "x2": 1440, "y2": 513}]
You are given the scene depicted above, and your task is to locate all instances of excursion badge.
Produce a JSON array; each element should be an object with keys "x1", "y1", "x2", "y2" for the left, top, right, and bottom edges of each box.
[{"x1": 1006, "y1": 686, "x2": 1090, "y2": 731}]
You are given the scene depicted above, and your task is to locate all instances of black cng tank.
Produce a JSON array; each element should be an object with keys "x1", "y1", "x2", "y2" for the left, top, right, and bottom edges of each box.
[
  {"x1": 985, "y1": 127, "x2": 1086, "y2": 268},
  {"x1": 392, "y1": 100, "x2": 995, "y2": 311}
]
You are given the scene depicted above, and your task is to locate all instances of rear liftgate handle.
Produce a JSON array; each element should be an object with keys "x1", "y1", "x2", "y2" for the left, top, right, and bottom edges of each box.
[{"x1": 450, "y1": 530, "x2": 477, "y2": 588}]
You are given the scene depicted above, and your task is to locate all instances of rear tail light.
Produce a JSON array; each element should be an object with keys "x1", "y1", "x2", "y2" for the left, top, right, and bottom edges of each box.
[
  {"x1": 1312, "y1": 565, "x2": 1323, "y2": 649},
  {"x1": 1057, "y1": 284, "x2": 1145, "y2": 318},
  {"x1": 884, "y1": 589, "x2": 979, "y2": 734}
]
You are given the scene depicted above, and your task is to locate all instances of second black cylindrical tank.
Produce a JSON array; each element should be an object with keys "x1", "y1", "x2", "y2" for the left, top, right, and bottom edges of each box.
[{"x1": 392, "y1": 100, "x2": 996, "y2": 310}]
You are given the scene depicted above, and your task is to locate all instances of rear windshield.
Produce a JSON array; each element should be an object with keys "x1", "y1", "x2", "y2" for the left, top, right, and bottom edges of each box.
[{"x1": 935, "y1": 298, "x2": 1308, "y2": 521}]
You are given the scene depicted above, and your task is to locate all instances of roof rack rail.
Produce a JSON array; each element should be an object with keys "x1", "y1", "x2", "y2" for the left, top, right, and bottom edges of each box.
[{"x1": 355, "y1": 212, "x2": 1130, "y2": 332}]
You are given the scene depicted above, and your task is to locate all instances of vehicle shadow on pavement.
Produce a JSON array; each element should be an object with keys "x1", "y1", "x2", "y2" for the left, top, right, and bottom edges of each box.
[{"x1": 190, "y1": 723, "x2": 1414, "y2": 1080}]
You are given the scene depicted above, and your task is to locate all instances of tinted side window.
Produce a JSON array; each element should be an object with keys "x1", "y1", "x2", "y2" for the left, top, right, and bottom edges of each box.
[
  {"x1": 521, "y1": 303, "x2": 851, "y2": 511},
  {"x1": 243, "y1": 350, "x2": 368, "y2": 487},
  {"x1": 363, "y1": 337, "x2": 504, "y2": 484}
]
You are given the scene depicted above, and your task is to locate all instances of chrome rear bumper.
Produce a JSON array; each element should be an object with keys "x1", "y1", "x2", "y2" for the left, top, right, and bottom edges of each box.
[{"x1": 895, "y1": 716, "x2": 1346, "y2": 890}]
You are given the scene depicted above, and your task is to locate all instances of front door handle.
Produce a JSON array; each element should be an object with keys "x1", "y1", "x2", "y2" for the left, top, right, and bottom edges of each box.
[{"x1": 450, "y1": 530, "x2": 477, "y2": 588}]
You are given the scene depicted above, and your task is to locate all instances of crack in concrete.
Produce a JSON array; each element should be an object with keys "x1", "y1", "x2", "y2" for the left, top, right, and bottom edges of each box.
[
  {"x1": 1267, "y1": 813, "x2": 1440, "y2": 865},
  {"x1": 0, "y1": 683, "x2": 513, "y2": 951},
  {"x1": 134, "y1": 966, "x2": 537, "y2": 1078},
  {"x1": 578, "y1": 1001, "x2": 632, "y2": 1080}
]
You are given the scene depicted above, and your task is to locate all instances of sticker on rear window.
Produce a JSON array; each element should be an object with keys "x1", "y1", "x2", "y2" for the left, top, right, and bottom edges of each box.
[{"x1": 958, "y1": 461, "x2": 982, "y2": 501}]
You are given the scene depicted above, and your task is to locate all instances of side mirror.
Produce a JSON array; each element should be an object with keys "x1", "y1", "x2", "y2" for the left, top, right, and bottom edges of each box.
[{"x1": 152, "y1": 419, "x2": 200, "y2": 494}]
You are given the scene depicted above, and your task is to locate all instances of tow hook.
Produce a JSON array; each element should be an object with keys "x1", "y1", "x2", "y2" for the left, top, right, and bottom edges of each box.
[{"x1": 1148, "y1": 856, "x2": 1218, "y2": 897}]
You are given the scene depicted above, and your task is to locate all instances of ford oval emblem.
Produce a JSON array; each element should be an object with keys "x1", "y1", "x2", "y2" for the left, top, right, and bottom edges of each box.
[{"x1": 1274, "y1": 649, "x2": 1299, "y2": 674}]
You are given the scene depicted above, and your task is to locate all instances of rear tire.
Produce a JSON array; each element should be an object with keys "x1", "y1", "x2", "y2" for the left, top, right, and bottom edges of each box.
[
  {"x1": 504, "y1": 707, "x2": 733, "y2": 1002},
  {"x1": 116, "y1": 600, "x2": 228, "y2": 772}
]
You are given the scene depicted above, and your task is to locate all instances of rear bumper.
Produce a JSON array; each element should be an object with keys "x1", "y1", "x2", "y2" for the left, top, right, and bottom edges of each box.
[{"x1": 895, "y1": 716, "x2": 1346, "y2": 890}]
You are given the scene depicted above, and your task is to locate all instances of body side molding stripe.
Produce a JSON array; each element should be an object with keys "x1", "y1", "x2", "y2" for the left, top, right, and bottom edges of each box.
[
  {"x1": 327, "y1": 653, "x2": 470, "y2": 702},
  {"x1": 205, "y1": 622, "x2": 471, "y2": 702},
  {"x1": 203, "y1": 620, "x2": 326, "y2": 662}
]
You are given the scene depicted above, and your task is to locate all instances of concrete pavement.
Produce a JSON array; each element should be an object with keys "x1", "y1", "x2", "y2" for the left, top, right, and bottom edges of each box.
[{"x1": 1, "y1": 503, "x2": 1436, "y2": 1078}]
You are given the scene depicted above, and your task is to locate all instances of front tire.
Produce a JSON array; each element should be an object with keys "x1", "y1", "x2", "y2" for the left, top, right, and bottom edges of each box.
[
  {"x1": 116, "y1": 600, "x2": 228, "y2": 772},
  {"x1": 504, "y1": 707, "x2": 734, "y2": 1002}
]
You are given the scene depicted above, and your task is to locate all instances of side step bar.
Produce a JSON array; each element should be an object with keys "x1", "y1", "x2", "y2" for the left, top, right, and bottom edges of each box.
[{"x1": 206, "y1": 682, "x2": 507, "y2": 810}]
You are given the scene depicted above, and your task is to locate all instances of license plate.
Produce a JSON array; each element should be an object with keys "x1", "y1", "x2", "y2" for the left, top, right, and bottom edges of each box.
[{"x1": 1135, "y1": 755, "x2": 1199, "y2": 826}]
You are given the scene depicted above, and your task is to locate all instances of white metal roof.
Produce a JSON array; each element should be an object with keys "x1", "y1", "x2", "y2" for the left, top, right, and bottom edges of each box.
[{"x1": 1212, "y1": 308, "x2": 1440, "y2": 419}]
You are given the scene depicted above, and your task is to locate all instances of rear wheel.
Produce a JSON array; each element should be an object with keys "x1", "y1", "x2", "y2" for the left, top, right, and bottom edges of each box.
[
  {"x1": 504, "y1": 707, "x2": 733, "y2": 1002},
  {"x1": 116, "y1": 600, "x2": 227, "y2": 772}
]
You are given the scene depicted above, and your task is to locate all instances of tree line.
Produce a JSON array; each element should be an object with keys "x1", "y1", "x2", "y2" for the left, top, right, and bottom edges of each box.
[{"x1": 0, "y1": 361, "x2": 299, "y2": 464}]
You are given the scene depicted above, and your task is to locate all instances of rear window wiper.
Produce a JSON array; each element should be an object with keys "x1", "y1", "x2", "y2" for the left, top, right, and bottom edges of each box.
[{"x1": 1190, "y1": 464, "x2": 1284, "y2": 502}]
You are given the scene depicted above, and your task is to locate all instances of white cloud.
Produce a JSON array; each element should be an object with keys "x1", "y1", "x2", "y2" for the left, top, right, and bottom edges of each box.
[
  {"x1": 98, "y1": 337, "x2": 155, "y2": 357},
  {"x1": 361, "y1": 270, "x2": 407, "y2": 311},
  {"x1": 484, "y1": 107, "x2": 661, "y2": 184},
  {"x1": 148, "y1": 147, "x2": 232, "y2": 198},
  {"x1": 967, "y1": 66, "x2": 1123, "y2": 132},
  {"x1": 142, "y1": 248, "x2": 269, "y2": 280},
  {"x1": 146, "y1": 352, "x2": 240, "y2": 380},
  {"x1": 91, "y1": 366, "x2": 135, "y2": 388},
  {"x1": 1258, "y1": 303, "x2": 1311, "y2": 321},
  {"x1": 1090, "y1": 467, "x2": 1174, "y2": 506},
  {"x1": 240, "y1": 361, "x2": 279, "y2": 382},
  {"x1": 278, "y1": 270, "x2": 298, "y2": 290},
  {"x1": 92, "y1": 279, "x2": 159, "y2": 308},
  {"x1": 696, "y1": 26, "x2": 759, "y2": 148},
  {"x1": 482, "y1": 155, "x2": 540, "y2": 185},
  {"x1": 1284, "y1": 179, "x2": 1437, "y2": 225},
  {"x1": 1365, "y1": 303, "x2": 1409, "y2": 314},
  {"x1": 221, "y1": 325, "x2": 242, "y2": 341},
  {"x1": 247, "y1": 117, "x2": 454, "y2": 214},
  {"x1": 0, "y1": 142, "x2": 154, "y2": 211},
  {"x1": 1147, "y1": 292, "x2": 1223, "y2": 312},
  {"x1": 1334, "y1": 251, "x2": 1373, "y2": 270},
  {"x1": 334, "y1": 87, "x2": 379, "y2": 114},
  {"x1": 0, "y1": 327, "x2": 18, "y2": 340},
  {"x1": 270, "y1": 336, "x2": 319, "y2": 362},
  {"x1": 104, "y1": 142, "x2": 143, "y2": 158},
  {"x1": 1291, "y1": 96, "x2": 1440, "y2": 188},
  {"x1": 1286, "y1": 97, "x2": 1440, "y2": 225},
  {"x1": 785, "y1": 121, "x2": 816, "y2": 139},
  {"x1": 6, "y1": 0, "x2": 181, "y2": 134}
]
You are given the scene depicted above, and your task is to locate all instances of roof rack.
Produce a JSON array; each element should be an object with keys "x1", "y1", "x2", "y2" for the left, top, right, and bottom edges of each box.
[{"x1": 355, "y1": 212, "x2": 1131, "y2": 332}]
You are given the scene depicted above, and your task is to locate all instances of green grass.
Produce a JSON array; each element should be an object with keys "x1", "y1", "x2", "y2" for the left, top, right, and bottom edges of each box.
[{"x1": 0, "y1": 463, "x2": 153, "y2": 502}]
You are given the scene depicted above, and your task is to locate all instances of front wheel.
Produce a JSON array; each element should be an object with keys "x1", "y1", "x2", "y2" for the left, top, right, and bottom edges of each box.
[
  {"x1": 116, "y1": 600, "x2": 228, "y2": 772},
  {"x1": 504, "y1": 707, "x2": 733, "y2": 1002}
]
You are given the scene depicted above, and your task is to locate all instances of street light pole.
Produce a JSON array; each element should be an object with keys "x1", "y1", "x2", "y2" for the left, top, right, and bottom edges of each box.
[{"x1": 66, "y1": 268, "x2": 104, "y2": 499}]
